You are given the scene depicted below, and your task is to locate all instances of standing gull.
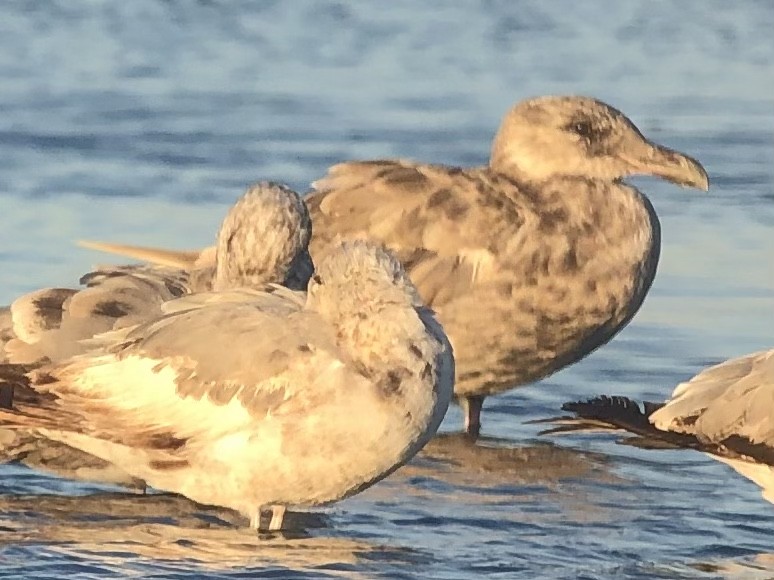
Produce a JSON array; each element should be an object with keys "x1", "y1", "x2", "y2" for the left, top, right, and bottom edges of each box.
[
  {"x1": 0, "y1": 181, "x2": 313, "y2": 487},
  {"x1": 78, "y1": 95, "x2": 710, "y2": 437},
  {"x1": 538, "y1": 349, "x2": 774, "y2": 503},
  {"x1": 0, "y1": 241, "x2": 455, "y2": 531}
]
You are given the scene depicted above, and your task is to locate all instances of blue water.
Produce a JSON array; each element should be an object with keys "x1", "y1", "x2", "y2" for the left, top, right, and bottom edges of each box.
[{"x1": 1, "y1": 1, "x2": 773, "y2": 578}]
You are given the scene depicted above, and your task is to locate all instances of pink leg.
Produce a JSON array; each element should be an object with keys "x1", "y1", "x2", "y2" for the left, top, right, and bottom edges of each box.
[{"x1": 268, "y1": 505, "x2": 286, "y2": 531}]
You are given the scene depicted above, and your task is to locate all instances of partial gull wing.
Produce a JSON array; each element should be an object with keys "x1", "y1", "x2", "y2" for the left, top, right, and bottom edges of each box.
[
  {"x1": 78, "y1": 240, "x2": 205, "y2": 270},
  {"x1": 650, "y1": 350, "x2": 774, "y2": 446},
  {"x1": 541, "y1": 349, "x2": 774, "y2": 503},
  {"x1": 157, "y1": 285, "x2": 305, "y2": 316},
  {"x1": 308, "y1": 160, "x2": 507, "y2": 300},
  {"x1": 4, "y1": 265, "x2": 188, "y2": 365},
  {"x1": 37, "y1": 296, "x2": 343, "y2": 444}
]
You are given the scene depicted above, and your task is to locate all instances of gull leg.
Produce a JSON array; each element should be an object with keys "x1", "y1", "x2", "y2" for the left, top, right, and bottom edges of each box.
[
  {"x1": 461, "y1": 395, "x2": 484, "y2": 439},
  {"x1": 268, "y1": 505, "x2": 286, "y2": 531},
  {"x1": 250, "y1": 510, "x2": 262, "y2": 531}
]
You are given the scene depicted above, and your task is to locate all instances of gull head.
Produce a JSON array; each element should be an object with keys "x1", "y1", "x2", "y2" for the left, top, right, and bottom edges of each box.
[
  {"x1": 214, "y1": 182, "x2": 313, "y2": 291},
  {"x1": 307, "y1": 240, "x2": 422, "y2": 320},
  {"x1": 490, "y1": 95, "x2": 709, "y2": 191}
]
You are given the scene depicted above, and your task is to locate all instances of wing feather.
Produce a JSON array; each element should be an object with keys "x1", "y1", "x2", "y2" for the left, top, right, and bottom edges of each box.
[
  {"x1": 4, "y1": 265, "x2": 190, "y2": 364},
  {"x1": 307, "y1": 160, "x2": 526, "y2": 309},
  {"x1": 35, "y1": 290, "x2": 363, "y2": 451},
  {"x1": 77, "y1": 240, "x2": 203, "y2": 269}
]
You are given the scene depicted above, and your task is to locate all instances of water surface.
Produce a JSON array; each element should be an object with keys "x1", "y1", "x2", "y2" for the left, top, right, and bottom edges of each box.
[{"x1": 1, "y1": 1, "x2": 773, "y2": 578}]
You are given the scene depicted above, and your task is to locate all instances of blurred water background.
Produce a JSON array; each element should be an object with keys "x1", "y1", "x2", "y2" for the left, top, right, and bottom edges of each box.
[{"x1": 0, "y1": 1, "x2": 773, "y2": 578}]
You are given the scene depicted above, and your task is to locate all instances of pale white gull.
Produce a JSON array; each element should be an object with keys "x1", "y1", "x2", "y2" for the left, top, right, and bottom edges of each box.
[
  {"x1": 538, "y1": 348, "x2": 774, "y2": 503},
  {"x1": 76, "y1": 95, "x2": 710, "y2": 437},
  {"x1": 0, "y1": 241, "x2": 454, "y2": 531}
]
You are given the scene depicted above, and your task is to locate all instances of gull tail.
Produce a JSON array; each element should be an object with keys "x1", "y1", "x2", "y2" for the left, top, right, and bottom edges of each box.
[
  {"x1": 77, "y1": 240, "x2": 201, "y2": 269},
  {"x1": 535, "y1": 395, "x2": 774, "y2": 466}
]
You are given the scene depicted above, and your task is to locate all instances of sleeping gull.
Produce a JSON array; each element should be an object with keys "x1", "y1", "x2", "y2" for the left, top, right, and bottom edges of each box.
[
  {"x1": 3, "y1": 181, "x2": 313, "y2": 366},
  {"x1": 77, "y1": 95, "x2": 710, "y2": 437},
  {"x1": 0, "y1": 241, "x2": 454, "y2": 531},
  {"x1": 538, "y1": 349, "x2": 774, "y2": 503},
  {"x1": 0, "y1": 181, "x2": 313, "y2": 488}
]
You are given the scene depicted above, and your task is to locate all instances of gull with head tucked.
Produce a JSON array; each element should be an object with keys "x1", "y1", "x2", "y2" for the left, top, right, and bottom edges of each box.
[
  {"x1": 78, "y1": 95, "x2": 709, "y2": 437},
  {"x1": 3, "y1": 181, "x2": 313, "y2": 365},
  {"x1": 0, "y1": 241, "x2": 454, "y2": 531},
  {"x1": 0, "y1": 181, "x2": 313, "y2": 487}
]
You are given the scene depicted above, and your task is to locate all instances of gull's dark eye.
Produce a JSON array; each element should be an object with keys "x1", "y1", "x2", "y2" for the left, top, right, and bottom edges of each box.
[
  {"x1": 312, "y1": 274, "x2": 322, "y2": 285},
  {"x1": 570, "y1": 121, "x2": 594, "y2": 138}
]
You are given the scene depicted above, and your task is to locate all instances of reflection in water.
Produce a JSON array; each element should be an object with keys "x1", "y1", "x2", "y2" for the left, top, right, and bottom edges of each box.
[
  {"x1": 401, "y1": 432, "x2": 620, "y2": 488},
  {"x1": 0, "y1": 491, "x2": 261, "y2": 529},
  {"x1": 0, "y1": 436, "x2": 768, "y2": 577},
  {"x1": 0, "y1": 434, "x2": 619, "y2": 529},
  {"x1": 0, "y1": 493, "x2": 415, "y2": 575},
  {"x1": 683, "y1": 554, "x2": 774, "y2": 580},
  {"x1": 370, "y1": 432, "x2": 627, "y2": 527}
]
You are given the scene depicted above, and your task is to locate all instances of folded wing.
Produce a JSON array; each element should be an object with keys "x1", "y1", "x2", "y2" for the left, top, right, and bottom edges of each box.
[{"x1": 651, "y1": 349, "x2": 774, "y2": 447}]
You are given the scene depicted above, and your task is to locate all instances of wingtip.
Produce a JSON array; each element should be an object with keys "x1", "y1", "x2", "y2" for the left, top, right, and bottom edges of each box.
[
  {"x1": 76, "y1": 240, "x2": 201, "y2": 269},
  {"x1": 77, "y1": 239, "x2": 113, "y2": 252}
]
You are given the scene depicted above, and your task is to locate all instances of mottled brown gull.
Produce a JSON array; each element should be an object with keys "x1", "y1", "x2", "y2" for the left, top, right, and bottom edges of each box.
[
  {"x1": 539, "y1": 348, "x2": 774, "y2": 503},
  {"x1": 78, "y1": 95, "x2": 710, "y2": 437},
  {"x1": 0, "y1": 181, "x2": 313, "y2": 488},
  {"x1": 0, "y1": 241, "x2": 454, "y2": 531}
]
